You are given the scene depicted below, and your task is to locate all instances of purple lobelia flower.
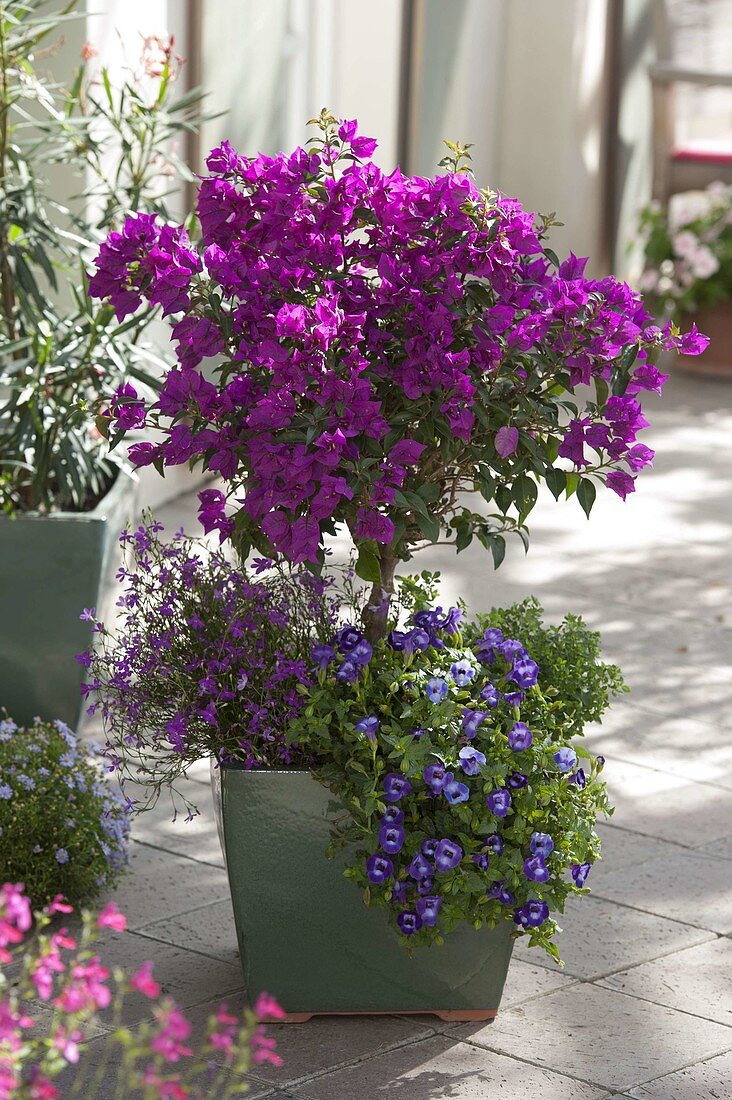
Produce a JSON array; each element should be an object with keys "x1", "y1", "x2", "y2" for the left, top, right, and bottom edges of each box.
[
  {"x1": 523, "y1": 854, "x2": 550, "y2": 883},
  {"x1": 571, "y1": 862, "x2": 592, "y2": 887},
  {"x1": 513, "y1": 899, "x2": 550, "y2": 928},
  {"x1": 450, "y1": 659, "x2": 475, "y2": 687},
  {"x1": 425, "y1": 676, "x2": 449, "y2": 703},
  {"x1": 443, "y1": 778, "x2": 470, "y2": 804},
  {"x1": 486, "y1": 788, "x2": 511, "y2": 818},
  {"x1": 507, "y1": 722, "x2": 533, "y2": 751},
  {"x1": 366, "y1": 853, "x2": 393, "y2": 884},
  {"x1": 397, "y1": 911, "x2": 422, "y2": 935},
  {"x1": 423, "y1": 763, "x2": 450, "y2": 794},
  {"x1": 416, "y1": 896, "x2": 443, "y2": 927},
  {"x1": 462, "y1": 709, "x2": 489, "y2": 740},
  {"x1": 355, "y1": 715, "x2": 380, "y2": 740},
  {"x1": 383, "y1": 773, "x2": 412, "y2": 801},
  {"x1": 434, "y1": 838, "x2": 463, "y2": 873},
  {"x1": 530, "y1": 832, "x2": 554, "y2": 858},
  {"x1": 554, "y1": 747, "x2": 578, "y2": 773},
  {"x1": 458, "y1": 745, "x2": 486, "y2": 775},
  {"x1": 379, "y1": 824, "x2": 405, "y2": 854}
]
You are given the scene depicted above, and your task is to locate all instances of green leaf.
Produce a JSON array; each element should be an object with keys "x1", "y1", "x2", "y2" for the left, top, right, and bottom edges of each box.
[
  {"x1": 489, "y1": 535, "x2": 506, "y2": 569},
  {"x1": 355, "y1": 546, "x2": 382, "y2": 584},
  {"x1": 565, "y1": 472, "x2": 580, "y2": 499},
  {"x1": 545, "y1": 467, "x2": 566, "y2": 500},
  {"x1": 577, "y1": 478, "x2": 596, "y2": 519},
  {"x1": 416, "y1": 511, "x2": 441, "y2": 542}
]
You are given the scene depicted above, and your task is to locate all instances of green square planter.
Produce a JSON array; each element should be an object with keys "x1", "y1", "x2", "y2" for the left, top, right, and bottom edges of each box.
[
  {"x1": 0, "y1": 471, "x2": 136, "y2": 727},
  {"x1": 213, "y1": 762, "x2": 515, "y2": 1022}
]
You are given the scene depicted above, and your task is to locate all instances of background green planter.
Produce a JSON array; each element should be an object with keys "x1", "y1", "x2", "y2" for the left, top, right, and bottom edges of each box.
[
  {"x1": 213, "y1": 763, "x2": 515, "y2": 1021},
  {"x1": 0, "y1": 471, "x2": 136, "y2": 728}
]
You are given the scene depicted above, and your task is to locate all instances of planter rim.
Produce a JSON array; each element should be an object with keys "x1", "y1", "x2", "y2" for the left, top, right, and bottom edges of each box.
[
  {"x1": 0, "y1": 466, "x2": 137, "y2": 525},
  {"x1": 217, "y1": 761, "x2": 311, "y2": 775}
]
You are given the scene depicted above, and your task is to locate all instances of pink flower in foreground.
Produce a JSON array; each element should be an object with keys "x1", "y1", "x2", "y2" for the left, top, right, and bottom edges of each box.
[
  {"x1": 130, "y1": 961, "x2": 160, "y2": 999},
  {"x1": 208, "y1": 1005, "x2": 238, "y2": 1059},
  {"x1": 28, "y1": 1070, "x2": 61, "y2": 1099},
  {"x1": 96, "y1": 902, "x2": 127, "y2": 932},
  {"x1": 150, "y1": 1002, "x2": 193, "y2": 1063},
  {"x1": 250, "y1": 1026, "x2": 283, "y2": 1067},
  {"x1": 54, "y1": 958, "x2": 110, "y2": 1013},
  {"x1": 47, "y1": 895, "x2": 73, "y2": 916},
  {"x1": 141, "y1": 1069, "x2": 188, "y2": 1099},
  {"x1": 254, "y1": 993, "x2": 285, "y2": 1021},
  {"x1": 52, "y1": 1026, "x2": 84, "y2": 1064}
]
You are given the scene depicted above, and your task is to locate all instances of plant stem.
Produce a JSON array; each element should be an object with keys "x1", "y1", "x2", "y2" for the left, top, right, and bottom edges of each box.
[
  {"x1": 0, "y1": 2, "x2": 17, "y2": 339},
  {"x1": 362, "y1": 545, "x2": 398, "y2": 643}
]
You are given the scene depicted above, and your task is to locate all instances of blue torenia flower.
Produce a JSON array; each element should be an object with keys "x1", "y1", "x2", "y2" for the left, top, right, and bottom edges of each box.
[
  {"x1": 379, "y1": 824, "x2": 405, "y2": 854},
  {"x1": 513, "y1": 900, "x2": 550, "y2": 928},
  {"x1": 434, "y1": 839, "x2": 463, "y2": 873},
  {"x1": 397, "y1": 911, "x2": 422, "y2": 935},
  {"x1": 0, "y1": 784, "x2": 12, "y2": 800},
  {"x1": 487, "y1": 881, "x2": 514, "y2": 905},
  {"x1": 462, "y1": 709, "x2": 489, "y2": 740},
  {"x1": 416, "y1": 896, "x2": 443, "y2": 927},
  {"x1": 569, "y1": 768, "x2": 587, "y2": 789},
  {"x1": 425, "y1": 677, "x2": 449, "y2": 703},
  {"x1": 458, "y1": 746, "x2": 486, "y2": 776},
  {"x1": 554, "y1": 747, "x2": 578, "y2": 773},
  {"x1": 571, "y1": 862, "x2": 592, "y2": 887},
  {"x1": 450, "y1": 659, "x2": 475, "y2": 687},
  {"x1": 423, "y1": 763, "x2": 449, "y2": 794},
  {"x1": 335, "y1": 625, "x2": 364, "y2": 652},
  {"x1": 351, "y1": 638, "x2": 373, "y2": 666},
  {"x1": 355, "y1": 715, "x2": 380, "y2": 740},
  {"x1": 501, "y1": 639, "x2": 526, "y2": 660},
  {"x1": 510, "y1": 657, "x2": 539, "y2": 690},
  {"x1": 483, "y1": 628, "x2": 504, "y2": 647},
  {"x1": 524, "y1": 855, "x2": 550, "y2": 883},
  {"x1": 503, "y1": 690, "x2": 525, "y2": 707},
  {"x1": 382, "y1": 805, "x2": 404, "y2": 826},
  {"x1": 508, "y1": 771, "x2": 529, "y2": 789},
  {"x1": 391, "y1": 881, "x2": 408, "y2": 905},
  {"x1": 311, "y1": 643, "x2": 335, "y2": 669},
  {"x1": 484, "y1": 833, "x2": 503, "y2": 855},
  {"x1": 472, "y1": 851, "x2": 490, "y2": 871},
  {"x1": 55, "y1": 849, "x2": 69, "y2": 865},
  {"x1": 366, "y1": 853, "x2": 393, "y2": 884},
  {"x1": 486, "y1": 788, "x2": 511, "y2": 818},
  {"x1": 335, "y1": 660, "x2": 358, "y2": 683},
  {"x1": 480, "y1": 682, "x2": 499, "y2": 707},
  {"x1": 508, "y1": 722, "x2": 533, "y2": 751},
  {"x1": 383, "y1": 773, "x2": 412, "y2": 802},
  {"x1": 421, "y1": 838, "x2": 439, "y2": 858},
  {"x1": 530, "y1": 832, "x2": 554, "y2": 858},
  {"x1": 389, "y1": 628, "x2": 430, "y2": 654},
  {"x1": 416, "y1": 876, "x2": 434, "y2": 896},
  {"x1": 408, "y1": 852, "x2": 432, "y2": 881},
  {"x1": 443, "y1": 779, "x2": 470, "y2": 804}
]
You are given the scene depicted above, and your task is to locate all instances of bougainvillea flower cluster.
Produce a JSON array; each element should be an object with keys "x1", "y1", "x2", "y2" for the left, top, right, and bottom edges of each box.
[
  {"x1": 80, "y1": 518, "x2": 338, "y2": 814},
  {"x1": 0, "y1": 884, "x2": 282, "y2": 1097},
  {"x1": 289, "y1": 587, "x2": 623, "y2": 959},
  {"x1": 89, "y1": 113, "x2": 708, "y2": 600}
]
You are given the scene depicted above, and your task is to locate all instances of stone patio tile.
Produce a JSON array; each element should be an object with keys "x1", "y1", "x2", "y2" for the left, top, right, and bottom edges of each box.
[
  {"x1": 136, "y1": 897, "x2": 239, "y2": 965},
  {"x1": 456, "y1": 982, "x2": 732, "y2": 1093},
  {"x1": 591, "y1": 824, "x2": 687, "y2": 888},
  {"x1": 584, "y1": 701, "x2": 732, "y2": 789},
  {"x1": 100, "y1": 840, "x2": 230, "y2": 929},
  {"x1": 89, "y1": 929, "x2": 244, "y2": 1026},
  {"x1": 593, "y1": 849, "x2": 732, "y2": 933},
  {"x1": 513, "y1": 894, "x2": 712, "y2": 980},
  {"x1": 131, "y1": 785, "x2": 224, "y2": 868},
  {"x1": 494, "y1": 957, "x2": 578, "y2": 1009},
  {"x1": 599, "y1": 758, "x2": 732, "y2": 846},
  {"x1": 699, "y1": 834, "x2": 732, "y2": 858},
  {"x1": 248, "y1": 1015, "x2": 436, "y2": 1088},
  {"x1": 624, "y1": 1049, "x2": 732, "y2": 1098},
  {"x1": 599, "y1": 938, "x2": 732, "y2": 1026},
  {"x1": 288, "y1": 1034, "x2": 605, "y2": 1099}
]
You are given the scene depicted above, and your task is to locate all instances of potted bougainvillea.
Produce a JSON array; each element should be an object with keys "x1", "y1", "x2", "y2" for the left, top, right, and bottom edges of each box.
[{"x1": 86, "y1": 113, "x2": 707, "y2": 1020}]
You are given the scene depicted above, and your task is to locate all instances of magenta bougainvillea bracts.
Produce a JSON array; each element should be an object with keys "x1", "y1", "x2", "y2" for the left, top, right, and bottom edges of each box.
[{"x1": 89, "y1": 113, "x2": 707, "y2": 634}]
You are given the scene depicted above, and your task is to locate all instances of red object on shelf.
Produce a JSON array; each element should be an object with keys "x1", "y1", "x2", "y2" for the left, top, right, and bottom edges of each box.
[{"x1": 672, "y1": 145, "x2": 732, "y2": 166}]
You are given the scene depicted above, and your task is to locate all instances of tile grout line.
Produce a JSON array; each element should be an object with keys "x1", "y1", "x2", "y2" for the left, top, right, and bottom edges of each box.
[
  {"x1": 130, "y1": 893, "x2": 234, "y2": 933},
  {"x1": 129, "y1": 837, "x2": 225, "y2": 869},
  {"x1": 588, "y1": 888, "x2": 729, "y2": 936},
  {"x1": 586, "y1": 979, "x2": 732, "y2": 1031}
]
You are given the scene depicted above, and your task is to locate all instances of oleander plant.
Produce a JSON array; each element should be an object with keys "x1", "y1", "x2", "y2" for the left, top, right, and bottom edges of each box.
[
  {"x1": 0, "y1": 883, "x2": 282, "y2": 1097},
  {"x1": 0, "y1": 717, "x2": 130, "y2": 907}
]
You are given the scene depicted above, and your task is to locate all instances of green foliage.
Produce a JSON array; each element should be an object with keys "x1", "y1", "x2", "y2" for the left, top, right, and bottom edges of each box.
[
  {"x1": 0, "y1": 716, "x2": 130, "y2": 906},
  {"x1": 0, "y1": 1, "x2": 209, "y2": 512},
  {"x1": 289, "y1": 588, "x2": 623, "y2": 961}
]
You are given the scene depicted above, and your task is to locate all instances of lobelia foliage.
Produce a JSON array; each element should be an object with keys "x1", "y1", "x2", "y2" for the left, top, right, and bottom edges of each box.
[
  {"x1": 289, "y1": 583, "x2": 624, "y2": 960},
  {"x1": 0, "y1": 883, "x2": 283, "y2": 1098},
  {"x1": 80, "y1": 517, "x2": 339, "y2": 815},
  {"x1": 0, "y1": 1, "x2": 209, "y2": 514},
  {"x1": 89, "y1": 111, "x2": 708, "y2": 639},
  {"x1": 0, "y1": 718, "x2": 129, "y2": 908}
]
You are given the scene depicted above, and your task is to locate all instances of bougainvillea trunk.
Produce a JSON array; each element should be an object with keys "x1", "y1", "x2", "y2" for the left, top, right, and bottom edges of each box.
[{"x1": 363, "y1": 548, "x2": 398, "y2": 644}]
